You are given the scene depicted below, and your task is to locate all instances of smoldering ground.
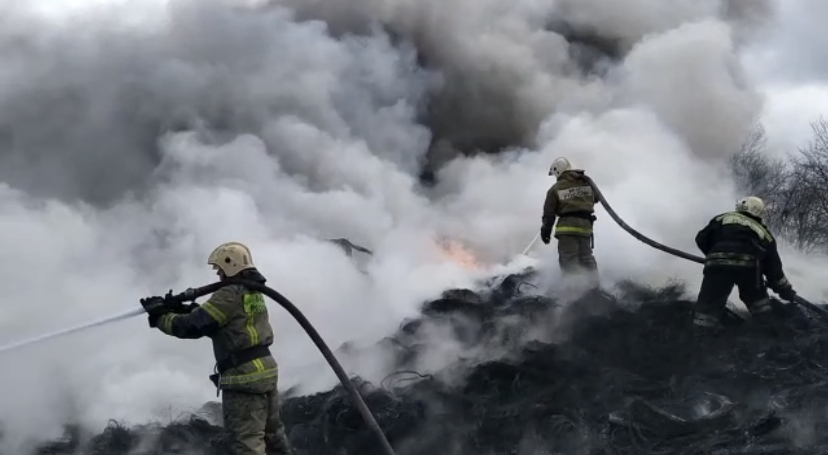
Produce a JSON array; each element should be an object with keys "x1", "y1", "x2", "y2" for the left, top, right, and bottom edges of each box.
[
  {"x1": 30, "y1": 278, "x2": 828, "y2": 455},
  {"x1": 0, "y1": 0, "x2": 823, "y2": 452}
]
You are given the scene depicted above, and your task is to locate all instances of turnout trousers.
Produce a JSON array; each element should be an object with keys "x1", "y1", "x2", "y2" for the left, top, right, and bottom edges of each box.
[
  {"x1": 222, "y1": 378, "x2": 293, "y2": 455},
  {"x1": 557, "y1": 234, "x2": 598, "y2": 273},
  {"x1": 693, "y1": 266, "x2": 772, "y2": 328}
]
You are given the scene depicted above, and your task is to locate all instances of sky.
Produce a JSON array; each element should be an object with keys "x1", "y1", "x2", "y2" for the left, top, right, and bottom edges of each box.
[
  {"x1": 0, "y1": 0, "x2": 826, "y2": 451},
  {"x1": 742, "y1": 0, "x2": 828, "y2": 152}
]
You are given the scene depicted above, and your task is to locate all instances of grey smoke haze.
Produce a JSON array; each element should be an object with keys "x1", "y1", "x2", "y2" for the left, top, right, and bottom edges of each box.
[
  {"x1": 0, "y1": 0, "x2": 823, "y2": 452},
  {"x1": 275, "y1": 0, "x2": 772, "y2": 168},
  {"x1": 0, "y1": 0, "x2": 435, "y2": 203}
]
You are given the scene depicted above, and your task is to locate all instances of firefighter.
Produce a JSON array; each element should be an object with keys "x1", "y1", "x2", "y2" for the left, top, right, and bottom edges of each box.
[
  {"x1": 540, "y1": 157, "x2": 599, "y2": 286},
  {"x1": 693, "y1": 196, "x2": 797, "y2": 330},
  {"x1": 139, "y1": 242, "x2": 293, "y2": 455}
]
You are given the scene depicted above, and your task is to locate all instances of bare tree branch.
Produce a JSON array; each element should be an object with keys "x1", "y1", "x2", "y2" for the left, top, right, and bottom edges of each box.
[{"x1": 729, "y1": 118, "x2": 828, "y2": 255}]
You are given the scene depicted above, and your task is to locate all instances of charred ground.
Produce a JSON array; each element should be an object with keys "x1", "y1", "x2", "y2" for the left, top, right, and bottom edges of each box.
[{"x1": 30, "y1": 270, "x2": 828, "y2": 455}]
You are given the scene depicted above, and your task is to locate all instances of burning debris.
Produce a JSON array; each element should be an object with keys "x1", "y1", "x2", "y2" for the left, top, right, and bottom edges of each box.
[
  {"x1": 27, "y1": 272, "x2": 828, "y2": 455},
  {"x1": 433, "y1": 237, "x2": 483, "y2": 270}
]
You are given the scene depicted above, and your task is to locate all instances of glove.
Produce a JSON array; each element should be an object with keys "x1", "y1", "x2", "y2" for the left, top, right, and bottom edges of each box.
[
  {"x1": 777, "y1": 286, "x2": 797, "y2": 302},
  {"x1": 162, "y1": 289, "x2": 200, "y2": 314},
  {"x1": 140, "y1": 296, "x2": 169, "y2": 328},
  {"x1": 177, "y1": 302, "x2": 201, "y2": 314},
  {"x1": 540, "y1": 225, "x2": 552, "y2": 245}
]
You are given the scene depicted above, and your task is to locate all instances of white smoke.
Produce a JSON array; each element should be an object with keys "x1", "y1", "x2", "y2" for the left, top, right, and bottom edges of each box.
[{"x1": 0, "y1": 0, "x2": 823, "y2": 451}]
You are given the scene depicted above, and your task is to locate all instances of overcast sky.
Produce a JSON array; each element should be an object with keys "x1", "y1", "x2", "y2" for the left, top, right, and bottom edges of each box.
[{"x1": 744, "y1": 0, "x2": 828, "y2": 153}]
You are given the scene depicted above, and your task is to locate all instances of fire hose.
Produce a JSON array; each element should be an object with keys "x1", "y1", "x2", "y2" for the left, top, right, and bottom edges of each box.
[
  {"x1": 161, "y1": 280, "x2": 398, "y2": 455},
  {"x1": 580, "y1": 175, "x2": 828, "y2": 319},
  {"x1": 0, "y1": 280, "x2": 398, "y2": 455}
]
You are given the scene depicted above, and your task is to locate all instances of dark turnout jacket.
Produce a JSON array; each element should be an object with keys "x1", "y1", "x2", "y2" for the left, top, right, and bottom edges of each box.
[
  {"x1": 695, "y1": 210, "x2": 792, "y2": 293},
  {"x1": 155, "y1": 268, "x2": 278, "y2": 389},
  {"x1": 542, "y1": 169, "x2": 599, "y2": 237}
]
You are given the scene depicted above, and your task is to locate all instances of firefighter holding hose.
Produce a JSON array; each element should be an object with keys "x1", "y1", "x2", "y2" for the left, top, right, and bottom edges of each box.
[
  {"x1": 693, "y1": 196, "x2": 797, "y2": 331},
  {"x1": 139, "y1": 242, "x2": 294, "y2": 455},
  {"x1": 540, "y1": 157, "x2": 600, "y2": 287}
]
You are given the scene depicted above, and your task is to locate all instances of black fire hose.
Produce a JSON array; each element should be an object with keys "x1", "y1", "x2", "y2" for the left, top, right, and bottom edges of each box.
[
  {"x1": 167, "y1": 279, "x2": 398, "y2": 455},
  {"x1": 582, "y1": 175, "x2": 828, "y2": 319}
]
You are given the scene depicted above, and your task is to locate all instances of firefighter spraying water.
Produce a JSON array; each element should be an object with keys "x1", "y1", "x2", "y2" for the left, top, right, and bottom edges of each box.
[
  {"x1": 139, "y1": 241, "x2": 294, "y2": 455},
  {"x1": 539, "y1": 157, "x2": 600, "y2": 289},
  {"x1": 0, "y1": 241, "x2": 399, "y2": 455}
]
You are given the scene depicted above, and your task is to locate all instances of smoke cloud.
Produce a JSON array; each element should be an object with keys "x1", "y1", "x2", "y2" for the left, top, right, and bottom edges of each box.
[{"x1": 0, "y1": 0, "x2": 823, "y2": 452}]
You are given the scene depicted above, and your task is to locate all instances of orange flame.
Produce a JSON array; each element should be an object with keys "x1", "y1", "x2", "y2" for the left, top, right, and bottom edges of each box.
[{"x1": 435, "y1": 238, "x2": 481, "y2": 270}]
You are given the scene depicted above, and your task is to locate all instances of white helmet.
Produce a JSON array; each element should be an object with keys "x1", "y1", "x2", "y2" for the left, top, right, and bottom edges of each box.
[
  {"x1": 208, "y1": 241, "x2": 255, "y2": 277},
  {"x1": 735, "y1": 196, "x2": 765, "y2": 219},
  {"x1": 548, "y1": 157, "x2": 571, "y2": 177}
]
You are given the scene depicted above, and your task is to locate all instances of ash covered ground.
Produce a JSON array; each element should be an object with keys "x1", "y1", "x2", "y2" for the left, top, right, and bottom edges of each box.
[{"x1": 29, "y1": 268, "x2": 828, "y2": 455}]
